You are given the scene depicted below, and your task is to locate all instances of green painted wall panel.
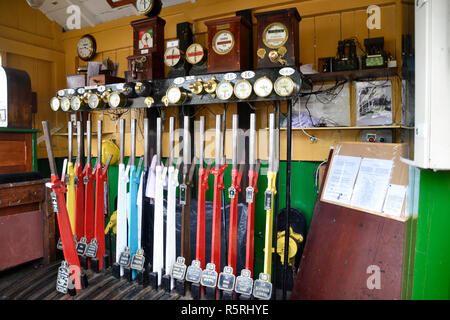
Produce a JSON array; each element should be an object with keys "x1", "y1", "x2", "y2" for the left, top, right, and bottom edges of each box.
[{"x1": 412, "y1": 170, "x2": 450, "y2": 300}]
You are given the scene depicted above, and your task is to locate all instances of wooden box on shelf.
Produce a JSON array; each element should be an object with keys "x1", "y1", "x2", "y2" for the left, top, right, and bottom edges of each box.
[{"x1": 205, "y1": 16, "x2": 252, "y2": 73}]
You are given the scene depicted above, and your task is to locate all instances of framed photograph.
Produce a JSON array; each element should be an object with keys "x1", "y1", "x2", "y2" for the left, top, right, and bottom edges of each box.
[{"x1": 356, "y1": 80, "x2": 393, "y2": 126}]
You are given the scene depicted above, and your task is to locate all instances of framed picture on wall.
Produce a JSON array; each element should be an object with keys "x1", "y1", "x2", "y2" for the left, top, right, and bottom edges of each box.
[{"x1": 356, "y1": 80, "x2": 393, "y2": 126}]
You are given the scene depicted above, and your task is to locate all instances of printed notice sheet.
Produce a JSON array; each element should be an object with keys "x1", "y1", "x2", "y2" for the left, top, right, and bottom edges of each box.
[
  {"x1": 350, "y1": 158, "x2": 394, "y2": 212},
  {"x1": 382, "y1": 184, "x2": 407, "y2": 217},
  {"x1": 322, "y1": 155, "x2": 362, "y2": 205}
]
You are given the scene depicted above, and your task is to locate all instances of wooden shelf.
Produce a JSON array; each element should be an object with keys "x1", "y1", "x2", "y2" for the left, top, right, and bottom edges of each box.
[
  {"x1": 306, "y1": 67, "x2": 398, "y2": 83},
  {"x1": 53, "y1": 132, "x2": 115, "y2": 136},
  {"x1": 278, "y1": 125, "x2": 406, "y2": 131}
]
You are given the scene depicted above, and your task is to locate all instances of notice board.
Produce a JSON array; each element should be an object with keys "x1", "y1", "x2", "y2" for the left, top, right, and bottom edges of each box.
[{"x1": 292, "y1": 142, "x2": 410, "y2": 300}]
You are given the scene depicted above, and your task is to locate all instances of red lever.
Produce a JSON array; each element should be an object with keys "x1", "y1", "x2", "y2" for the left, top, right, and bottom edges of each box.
[
  {"x1": 50, "y1": 175, "x2": 81, "y2": 272},
  {"x1": 75, "y1": 162, "x2": 84, "y2": 240},
  {"x1": 93, "y1": 162, "x2": 109, "y2": 271},
  {"x1": 210, "y1": 163, "x2": 229, "y2": 272},
  {"x1": 83, "y1": 163, "x2": 95, "y2": 243},
  {"x1": 196, "y1": 167, "x2": 210, "y2": 270}
]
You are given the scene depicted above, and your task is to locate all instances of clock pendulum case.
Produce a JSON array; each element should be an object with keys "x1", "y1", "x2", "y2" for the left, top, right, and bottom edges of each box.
[
  {"x1": 204, "y1": 16, "x2": 252, "y2": 73},
  {"x1": 254, "y1": 8, "x2": 301, "y2": 68},
  {"x1": 127, "y1": 16, "x2": 166, "y2": 81}
]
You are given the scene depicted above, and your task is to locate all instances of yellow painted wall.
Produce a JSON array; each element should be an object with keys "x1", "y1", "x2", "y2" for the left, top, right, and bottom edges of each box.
[
  {"x1": 2, "y1": 0, "x2": 411, "y2": 161},
  {"x1": 0, "y1": 0, "x2": 68, "y2": 158}
]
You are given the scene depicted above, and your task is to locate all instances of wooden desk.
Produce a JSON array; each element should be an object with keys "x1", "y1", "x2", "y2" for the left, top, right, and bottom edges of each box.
[{"x1": 0, "y1": 179, "x2": 55, "y2": 271}]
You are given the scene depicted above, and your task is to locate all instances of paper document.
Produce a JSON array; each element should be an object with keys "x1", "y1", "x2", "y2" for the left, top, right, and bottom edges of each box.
[
  {"x1": 322, "y1": 155, "x2": 362, "y2": 205},
  {"x1": 350, "y1": 158, "x2": 393, "y2": 212},
  {"x1": 382, "y1": 184, "x2": 407, "y2": 217}
]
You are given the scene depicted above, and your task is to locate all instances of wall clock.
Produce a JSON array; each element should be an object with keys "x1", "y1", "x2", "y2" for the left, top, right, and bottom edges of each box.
[
  {"x1": 77, "y1": 34, "x2": 97, "y2": 61},
  {"x1": 136, "y1": 0, "x2": 162, "y2": 17}
]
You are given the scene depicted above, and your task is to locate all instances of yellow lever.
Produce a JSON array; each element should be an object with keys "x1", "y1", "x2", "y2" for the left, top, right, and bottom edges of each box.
[
  {"x1": 105, "y1": 211, "x2": 117, "y2": 235},
  {"x1": 263, "y1": 171, "x2": 278, "y2": 281}
]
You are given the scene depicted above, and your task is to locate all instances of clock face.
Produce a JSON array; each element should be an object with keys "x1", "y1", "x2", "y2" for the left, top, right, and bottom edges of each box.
[
  {"x1": 60, "y1": 97, "x2": 71, "y2": 112},
  {"x1": 167, "y1": 86, "x2": 182, "y2": 104},
  {"x1": 108, "y1": 92, "x2": 122, "y2": 108},
  {"x1": 274, "y1": 76, "x2": 295, "y2": 97},
  {"x1": 136, "y1": 0, "x2": 153, "y2": 14},
  {"x1": 77, "y1": 35, "x2": 96, "y2": 61},
  {"x1": 263, "y1": 22, "x2": 288, "y2": 49},
  {"x1": 186, "y1": 43, "x2": 205, "y2": 65},
  {"x1": 88, "y1": 94, "x2": 100, "y2": 109},
  {"x1": 212, "y1": 30, "x2": 235, "y2": 55},
  {"x1": 50, "y1": 97, "x2": 60, "y2": 111},
  {"x1": 164, "y1": 47, "x2": 181, "y2": 67},
  {"x1": 216, "y1": 81, "x2": 234, "y2": 100},
  {"x1": 71, "y1": 96, "x2": 81, "y2": 111},
  {"x1": 139, "y1": 29, "x2": 154, "y2": 50},
  {"x1": 253, "y1": 77, "x2": 273, "y2": 98},
  {"x1": 234, "y1": 79, "x2": 252, "y2": 100}
]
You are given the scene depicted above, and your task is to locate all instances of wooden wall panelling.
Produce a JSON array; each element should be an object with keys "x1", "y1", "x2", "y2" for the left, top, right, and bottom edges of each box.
[
  {"x1": 52, "y1": 0, "x2": 405, "y2": 161},
  {"x1": 286, "y1": 129, "x2": 362, "y2": 162},
  {"x1": 369, "y1": 5, "x2": 397, "y2": 59},
  {"x1": 299, "y1": 17, "x2": 315, "y2": 67},
  {"x1": 314, "y1": 13, "x2": 341, "y2": 70}
]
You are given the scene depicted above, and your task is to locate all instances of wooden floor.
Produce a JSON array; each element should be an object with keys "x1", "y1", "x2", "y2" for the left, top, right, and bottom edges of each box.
[{"x1": 0, "y1": 260, "x2": 193, "y2": 300}]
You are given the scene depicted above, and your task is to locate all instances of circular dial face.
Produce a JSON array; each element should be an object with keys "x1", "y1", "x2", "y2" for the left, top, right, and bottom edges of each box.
[
  {"x1": 88, "y1": 94, "x2": 100, "y2": 109},
  {"x1": 164, "y1": 47, "x2": 182, "y2": 67},
  {"x1": 108, "y1": 92, "x2": 123, "y2": 108},
  {"x1": 71, "y1": 96, "x2": 82, "y2": 111},
  {"x1": 136, "y1": 0, "x2": 153, "y2": 14},
  {"x1": 77, "y1": 35, "x2": 96, "y2": 61},
  {"x1": 50, "y1": 97, "x2": 60, "y2": 111},
  {"x1": 234, "y1": 79, "x2": 253, "y2": 100},
  {"x1": 185, "y1": 43, "x2": 205, "y2": 65},
  {"x1": 167, "y1": 86, "x2": 182, "y2": 104},
  {"x1": 61, "y1": 97, "x2": 71, "y2": 111},
  {"x1": 263, "y1": 22, "x2": 289, "y2": 49},
  {"x1": 212, "y1": 30, "x2": 235, "y2": 55},
  {"x1": 139, "y1": 30, "x2": 153, "y2": 49},
  {"x1": 216, "y1": 81, "x2": 234, "y2": 100},
  {"x1": 274, "y1": 76, "x2": 295, "y2": 97},
  {"x1": 253, "y1": 77, "x2": 273, "y2": 98}
]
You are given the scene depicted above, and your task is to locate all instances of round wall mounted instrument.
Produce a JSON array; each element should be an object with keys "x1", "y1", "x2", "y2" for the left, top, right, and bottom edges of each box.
[
  {"x1": 87, "y1": 92, "x2": 104, "y2": 109},
  {"x1": 185, "y1": 43, "x2": 206, "y2": 65},
  {"x1": 77, "y1": 34, "x2": 96, "y2": 61},
  {"x1": 216, "y1": 80, "x2": 234, "y2": 100},
  {"x1": 274, "y1": 76, "x2": 296, "y2": 97},
  {"x1": 71, "y1": 96, "x2": 87, "y2": 111},
  {"x1": 166, "y1": 86, "x2": 189, "y2": 104},
  {"x1": 50, "y1": 97, "x2": 60, "y2": 111},
  {"x1": 212, "y1": 30, "x2": 235, "y2": 55},
  {"x1": 263, "y1": 22, "x2": 289, "y2": 49},
  {"x1": 136, "y1": 0, "x2": 162, "y2": 17},
  {"x1": 253, "y1": 76, "x2": 273, "y2": 98},
  {"x1": 60, "y1": 96, "x2": 71, "y2": 112},
  {"x1": 108, "y1": 91, "x2": 127, "y2": 108},
  {"x1": 164, "y1": 47, "x2": 183, "y2": 68},
  {"x1": 233, "y1": 79, "x2": 253, "y2": 100}
]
